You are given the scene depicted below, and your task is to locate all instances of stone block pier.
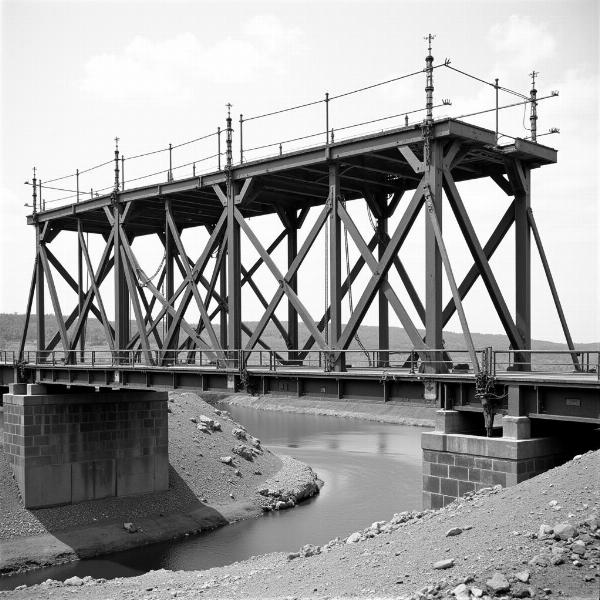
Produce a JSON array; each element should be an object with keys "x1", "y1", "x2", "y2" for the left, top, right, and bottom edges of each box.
[
  {"x1": 422, "y1": 385, "x2": 597, "y2": 509},
  {"x1": 2, "y1": 383, "x2": 168, "y2": 508}
]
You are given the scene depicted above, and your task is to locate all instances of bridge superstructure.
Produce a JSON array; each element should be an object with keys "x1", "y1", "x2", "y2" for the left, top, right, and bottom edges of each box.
[{"x1": 2, "y1": 43, "x2": 598, "y2": 510}]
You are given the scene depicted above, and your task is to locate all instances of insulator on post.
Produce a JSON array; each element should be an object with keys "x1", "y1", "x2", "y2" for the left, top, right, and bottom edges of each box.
[
  {"x1": 424, "y1": 33, "x2": 436, "y2": 124},
  {"x1": 225, "y1": 103, "x2": 233, "y2": 169},
  {"x1": 32, "y1": 167, "x2": 37, "y2": 213},
  {"x1": 529, "y1": 70, "x2": 539, "y2": 143},
  {"x1": 114, "y1": 136, "x2": 120, "y2": 192}
]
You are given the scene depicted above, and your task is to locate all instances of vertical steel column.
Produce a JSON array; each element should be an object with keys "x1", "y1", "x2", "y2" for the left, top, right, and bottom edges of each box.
[
  {"x1": 113, "y1": 137, "x2": 129, "y2": 357},
  {"x1": 329, "y1": 163, "x2": 344, "y2": 371},
  {"x1": 165, "y1": 198, "x2": 176, "y2": 361},
  {"x1": 287, "y1": 210, "x2": 299, "y2": 359},
  {"x1": 113, "y1": 190, "x2": 129, "y2": 358},
  {"x1": 77, "y1": 218, "x2": 85, "y2": 362},
  {"x1": 226, "y1": 106, "x2": 241, "y2": 364},
  {"x1": 494, "y1": 78, "x2": 499, "y2": 144},
  {"x1": 32, "y1": 170, "x2": 45, "y2": 359},
  {"x1": 425, "y1": 141, "x2": 444, "y2": 371},
  {"x1": 35, "y1": 228, "x2": 45, "y2": 359},
  {"x1": 113, "y1": 204, "x2": 129, "y2": 355},
  {"x1": 376, "y1": 195, "x2": 389, "y2": 367},
  {"x1": 515, "y1": 165, "x2": 531, "y2": 369},
  {"x1": 219, "y1": 241, "x2": 227, "y2": 350}
]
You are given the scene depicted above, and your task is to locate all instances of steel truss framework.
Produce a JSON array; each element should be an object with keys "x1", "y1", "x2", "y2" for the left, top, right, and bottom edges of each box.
[{"x1": 20, "y1": 118, "x2": 578, "y2": 376}]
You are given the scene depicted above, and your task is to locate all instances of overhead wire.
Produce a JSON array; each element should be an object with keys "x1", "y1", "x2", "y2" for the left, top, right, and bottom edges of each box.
[
  {"x1": 453, "y1": 93, "x2": 556, "y2": 122},
  {"x1": 444, "y1": 64, "x2": 529, "y2": 100},
  {"x1": 243, "y1": 64, "x2": 443, "y2": 123},
  {"x1": 329, "y1": 66, "x2": 437, "y2": 101}
]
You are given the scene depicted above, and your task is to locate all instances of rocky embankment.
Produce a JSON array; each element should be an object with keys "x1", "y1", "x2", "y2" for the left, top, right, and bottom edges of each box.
[
  {"x1": 0, "y1": 392, "x2": 321, "y2": 577},
  {"x1": 4, "y1": 449, "x2": 598, "y2": 599}
]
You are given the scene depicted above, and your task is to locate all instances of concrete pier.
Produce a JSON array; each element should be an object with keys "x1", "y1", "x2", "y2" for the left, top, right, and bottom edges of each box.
[
  {"x1": 421, "y1": 385, "x2": 586, "y2": 509},
  {"x1": 421, "y1": 420, "x2": 568, "y2": 509},
  {"x1": 2, "y1": 384, "x2": 168, "y2": 508}
]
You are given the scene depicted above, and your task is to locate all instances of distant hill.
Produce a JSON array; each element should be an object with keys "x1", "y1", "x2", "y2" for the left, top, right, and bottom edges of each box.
[{"x1": 1, "y1": 313, "x2": 596, "y2": 354}]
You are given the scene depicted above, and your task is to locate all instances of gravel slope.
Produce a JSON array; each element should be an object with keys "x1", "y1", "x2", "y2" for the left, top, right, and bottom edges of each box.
[{"x1": 5, "y1": 449, "x2": 598, "y2": 599}]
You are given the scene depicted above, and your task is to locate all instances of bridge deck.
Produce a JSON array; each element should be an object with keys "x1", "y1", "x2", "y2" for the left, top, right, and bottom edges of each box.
[
  {"x1": 28, "y1": 119, "x2": 556, "y2": 235},
  {"x1": 2, "y1": 357, "x2": 598, "y2": 424}
]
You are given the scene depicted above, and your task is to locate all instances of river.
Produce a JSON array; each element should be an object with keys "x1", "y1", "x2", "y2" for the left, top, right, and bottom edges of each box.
[{"x1": 0, "y1": 404, "x2": 428, "y2": 590}]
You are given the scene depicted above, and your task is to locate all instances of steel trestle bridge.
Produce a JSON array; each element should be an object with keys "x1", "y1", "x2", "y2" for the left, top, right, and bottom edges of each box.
[{"x1": 2, "y1": 42, "x2": 599, "y2": 428}]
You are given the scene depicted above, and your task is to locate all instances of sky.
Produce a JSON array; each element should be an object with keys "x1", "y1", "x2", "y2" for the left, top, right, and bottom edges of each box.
[{"x1": 0, "y1": 0, "x2": 598, "y2": 346}]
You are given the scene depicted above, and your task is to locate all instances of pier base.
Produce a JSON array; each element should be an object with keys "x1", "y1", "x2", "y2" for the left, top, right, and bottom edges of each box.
[
  {"x1": 421, "y1": 409, "x2": 569, "y2": 509},
  {"x1": 2, "y1": 384, "x2": 168, "y2": 508}
]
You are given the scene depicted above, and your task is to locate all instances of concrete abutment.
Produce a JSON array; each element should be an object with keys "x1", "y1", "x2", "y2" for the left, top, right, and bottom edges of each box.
[{"x1": 2, "y1": 383, "x2": 168, "y2": 509}]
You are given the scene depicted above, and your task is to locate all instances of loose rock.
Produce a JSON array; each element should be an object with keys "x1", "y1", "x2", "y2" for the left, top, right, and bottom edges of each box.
[
  {"x1": 433, "y1": 558, "x2": 455, "y2": 570},
  {"x1": 553, "y1": 522, "x2": 576, "y2": 540},
  {"x1": 452, "y1": 583, "x2": 470, "y2": 600},
  {"x1": 486, "y1": 572, "x2": 510, "y2": 593},
  {"x1": 515, "y1": 570, "x2": 530, "y2": 583},
  {"x1": 232, "y1": 428, "x2": 247, "y2": 440},
  {"x1": 232, "y1": 444, "x2": 255, "y2": 461}
]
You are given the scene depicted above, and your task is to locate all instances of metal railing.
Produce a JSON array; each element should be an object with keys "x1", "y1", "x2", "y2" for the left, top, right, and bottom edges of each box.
[
  {"x1": 242, "y1": 347, "x2": 486, "y2": 374},
  {"x1": 2, "y1": 347, "x2": 597, "y2": 380},
  {"x1": 0, "y1": 350, "x2": 17, "y2": 364},
  {"x1": 492, "y1": 349, "x2": 599, "y2": 379}
]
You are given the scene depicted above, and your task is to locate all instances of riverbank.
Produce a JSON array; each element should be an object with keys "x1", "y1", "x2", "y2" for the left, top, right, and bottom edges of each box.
[
  {"x1": 0, "y1": 392, "x2": 321, "y2": 578},
  {"x1": 219, "y1": 393, "x2": 437, "y2": 427},
  {"x1": 4, "y1": 449, "x2": 598, "y2": 598}
]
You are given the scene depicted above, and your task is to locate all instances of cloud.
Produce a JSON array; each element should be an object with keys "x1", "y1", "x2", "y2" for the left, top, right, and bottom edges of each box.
[
  {"x1": 79, "y1": 16, "x2": 303, "y2": 104},
  {"x1": 243, "y1": 14, "x2": 302, "y2": 52},
  {"x1": 489, "y1": 15, "x2": 556, "y2": 68}
]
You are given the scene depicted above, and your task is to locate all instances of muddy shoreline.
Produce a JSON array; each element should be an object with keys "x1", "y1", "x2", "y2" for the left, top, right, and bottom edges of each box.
[{"x1": 219, "y1": 393, "x2": 437, "y2": 427}]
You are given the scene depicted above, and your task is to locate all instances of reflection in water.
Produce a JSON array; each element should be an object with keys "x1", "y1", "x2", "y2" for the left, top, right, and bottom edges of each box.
[{"x1": 0, "y1": 405, "x2": 429, "y2": 591}]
